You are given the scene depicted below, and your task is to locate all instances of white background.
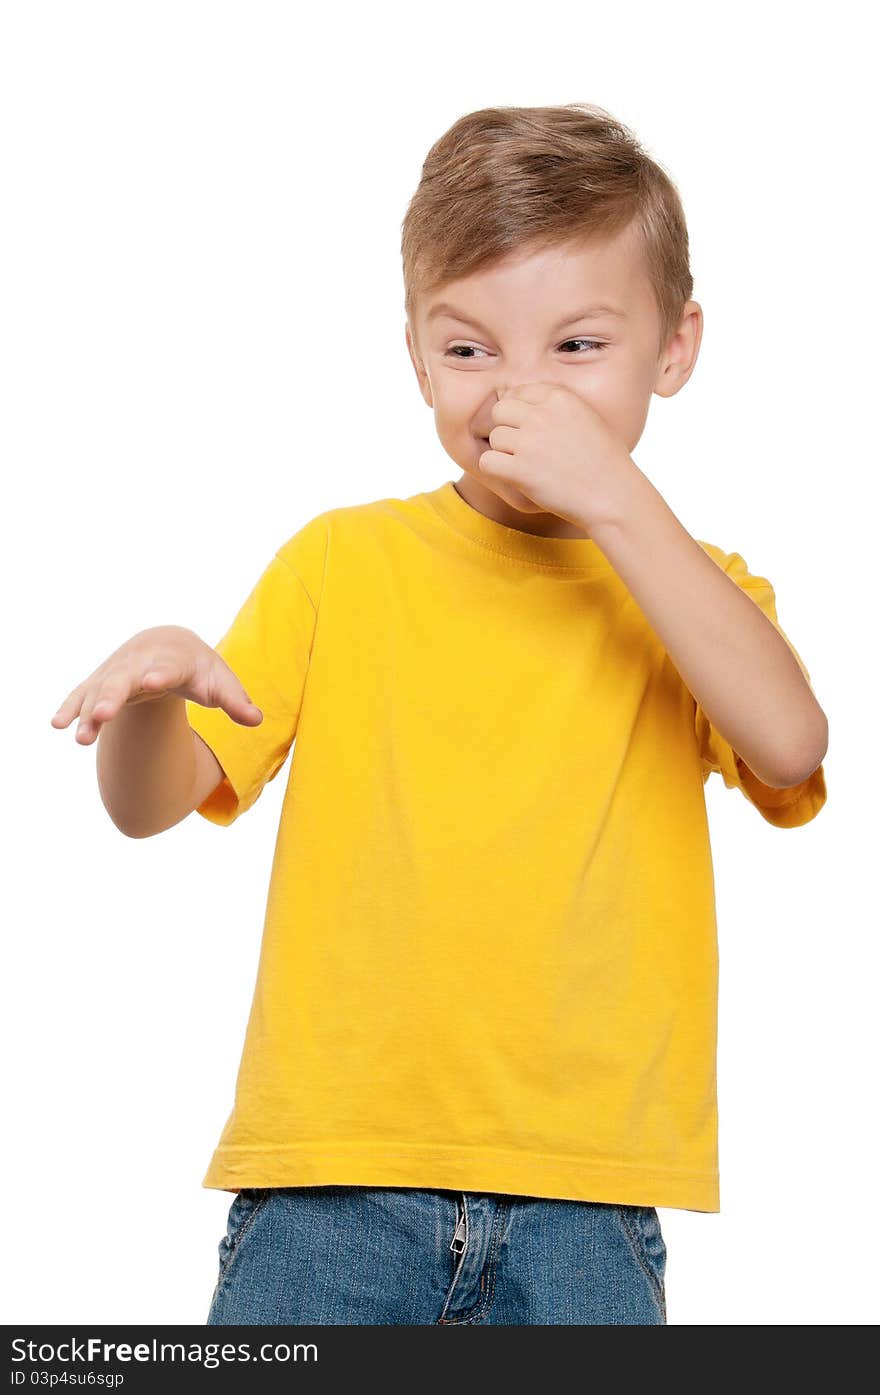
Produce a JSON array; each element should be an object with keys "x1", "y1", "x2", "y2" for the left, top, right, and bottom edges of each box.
[{"x1": 3, "y1": 0, "x2": 874, "y2": 1327}]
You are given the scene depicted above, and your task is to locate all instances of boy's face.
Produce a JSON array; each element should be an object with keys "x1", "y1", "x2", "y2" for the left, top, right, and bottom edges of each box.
[{"x1": 406, "y1": 219, "x2": 702, "y2": 536}]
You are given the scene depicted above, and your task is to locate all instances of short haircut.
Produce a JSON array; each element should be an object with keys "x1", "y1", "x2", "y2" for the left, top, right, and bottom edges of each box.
[{"x1": 401, "y1": 103, "x2": 694, "y2": 359}]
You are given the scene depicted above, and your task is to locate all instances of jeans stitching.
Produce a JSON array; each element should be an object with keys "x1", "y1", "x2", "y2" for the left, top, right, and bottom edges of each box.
[
  {"x1": 615, "y1": 1205, "x2": 666, "y2": 1320},
  {"x1": 437, "y1": 1196, "x2": 469, "y2": 1323},
  {"x1": 439, "y1": 1200, "x2": 507, "y2": 1325},
  {"x1": 217, "y1": 1188, "x2": 272, "y2": 1290}
]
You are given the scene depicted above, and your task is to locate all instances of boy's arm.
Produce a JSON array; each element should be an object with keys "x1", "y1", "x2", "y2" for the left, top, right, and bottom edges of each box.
[
  {"x1": 97, "y1": 692, "x2": 224, "y2": 838},
  {"x1": 587, "y1": 460, "x2": 828, "y2": 790},
  {"x1": 190, "y1": 730, "x2": 226, "y2": 811}
]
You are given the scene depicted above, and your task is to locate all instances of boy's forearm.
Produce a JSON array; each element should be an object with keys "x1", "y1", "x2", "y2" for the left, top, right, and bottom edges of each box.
[
  {"x1": 96, "y1": 692, "x2": 199, "y2": 837},
  {"x1": 587, "y1": 459, "x2": 828, "y2": 789}
]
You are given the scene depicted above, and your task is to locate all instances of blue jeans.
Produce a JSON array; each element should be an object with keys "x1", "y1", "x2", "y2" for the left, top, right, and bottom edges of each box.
[{"x1": 206, "y1": 1186, "x2": 667, "y2": 1325}]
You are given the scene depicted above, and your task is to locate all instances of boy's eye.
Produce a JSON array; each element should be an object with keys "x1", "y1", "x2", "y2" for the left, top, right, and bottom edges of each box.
[
  {"x1": 559, "y1": 338, "x2": 606, "y2": 354},
  {"x1": 445, "y1": 338, "x2": 607, "y2": 359}
]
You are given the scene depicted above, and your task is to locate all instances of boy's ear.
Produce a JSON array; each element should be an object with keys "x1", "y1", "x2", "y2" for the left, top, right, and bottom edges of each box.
[
  {"x1": 405, "y1": 321, "x2": 434, "y2": 408},
  {"x1": 653, "y1": 299, "x2": 703, "y2": 400}
]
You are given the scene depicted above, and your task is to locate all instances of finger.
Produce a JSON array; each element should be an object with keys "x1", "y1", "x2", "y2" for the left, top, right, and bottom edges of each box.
[
  {"x1": 76, "y1": 673, "x2": 135, "y2": 742},
  {"x1": 86, "y1": 676, "x2": 132, "y2": 726},
  {"x1": 499, "y1": 382, "x2": 550, "y2": 406},
  {"x1": 478, "y1": 454, "x2": 541, "y2": 512},
  {"x1": 226, "y1": 680, "x2": 262, "y2": 725},
  {"x1": 75, "y1": 690, "x2": 104, "y2": 744},
  {"x1": 492, "y1": 397, "x2": 529, "y2": 426},
  {"x1": 51, "y1": 687, "x2": 85, "y2": 728},
  {"x1": 496, "y1": 485, "x2": 543, "y2": 512},
  {"x1": 486, "y1": 424, "x2": 519, "y2": 452},
  {"x1": 478, "y1": 446, "x2": 522, "y2": 485}
]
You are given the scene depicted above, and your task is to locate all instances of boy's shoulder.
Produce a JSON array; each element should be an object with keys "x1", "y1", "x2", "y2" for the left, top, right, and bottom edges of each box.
[{"x1": 276, "y1": 491, "x2": 423, "y2": 563}]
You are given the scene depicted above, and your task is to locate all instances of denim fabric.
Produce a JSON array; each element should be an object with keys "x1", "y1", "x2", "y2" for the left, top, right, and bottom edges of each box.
[{"x1": 207, "y1": 1186, "x2": 667, "y2": 1325}]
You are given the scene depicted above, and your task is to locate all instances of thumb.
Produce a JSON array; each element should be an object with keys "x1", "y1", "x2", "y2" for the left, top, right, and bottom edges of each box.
[{"x1": 227, "y1": 679, "x2": 262, "y2": 725}]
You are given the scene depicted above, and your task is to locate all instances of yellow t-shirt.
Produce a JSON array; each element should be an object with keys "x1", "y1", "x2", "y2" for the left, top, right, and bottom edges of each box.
[{"x1": 185, "y1": 480, "x2": 827, "y2": 1212}]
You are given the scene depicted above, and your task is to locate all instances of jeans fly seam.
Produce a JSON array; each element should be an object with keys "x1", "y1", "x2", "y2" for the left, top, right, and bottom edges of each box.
[
  {"x1": 440, "y1": 1198, "x2": 507, "y2": 1325},
  {"x1": 437, "y1": 1195, "x2": 470, "y2": 1323}
]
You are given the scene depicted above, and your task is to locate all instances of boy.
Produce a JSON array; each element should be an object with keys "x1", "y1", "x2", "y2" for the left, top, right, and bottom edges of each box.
[{"x1": 53, "y1": 103, "x2": 828, "y2": 1325}]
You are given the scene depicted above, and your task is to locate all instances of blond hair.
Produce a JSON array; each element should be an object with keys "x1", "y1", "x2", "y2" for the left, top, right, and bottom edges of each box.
[{"x1": 401, "y1": 103, "x2": 693, "y2": 358}]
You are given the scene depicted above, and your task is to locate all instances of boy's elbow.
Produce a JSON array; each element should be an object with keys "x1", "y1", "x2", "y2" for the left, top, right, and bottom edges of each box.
[
  {"x1": 105, "y1": 808, "x2": 159, "y2": 839},
  {"x1": 781, "y1": 711, "x2": 828, "y2": 788},
  {"x1": 102, "y1": 798, "x2": 188, "y2": 840}
]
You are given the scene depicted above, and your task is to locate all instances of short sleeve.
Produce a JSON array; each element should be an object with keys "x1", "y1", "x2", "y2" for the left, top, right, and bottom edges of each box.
[
  {"x1": 184, "y1": 550, "x2": 317, "y2": 826},
  {"x1": 693, "y1": 546, "x2": 827, "y2": 829}
]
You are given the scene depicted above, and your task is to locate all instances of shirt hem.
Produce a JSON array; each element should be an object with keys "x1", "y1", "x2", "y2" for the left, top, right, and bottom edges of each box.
[{"x1": 201, "y1": 1141, "x2": 720, "y2": 1213}]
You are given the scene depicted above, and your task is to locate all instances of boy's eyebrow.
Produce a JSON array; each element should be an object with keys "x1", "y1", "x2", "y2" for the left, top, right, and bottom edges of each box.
[{"x1": 426, "y1": 302, "x2": 628, "y2": 335}]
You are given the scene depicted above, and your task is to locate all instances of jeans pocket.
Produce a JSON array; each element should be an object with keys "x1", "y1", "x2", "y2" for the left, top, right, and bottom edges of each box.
[
  {"x1": 615, "y1": 1204, "x2": 667, "y2": 1311},
  {"x1": 216, "y1": 1188, "x2": 271, "y2": 1287}
]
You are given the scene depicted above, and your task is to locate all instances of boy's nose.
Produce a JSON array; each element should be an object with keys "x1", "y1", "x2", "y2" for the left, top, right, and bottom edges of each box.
[{"x1": 488, "y1": 372, "x2": 549, "y2": 399}]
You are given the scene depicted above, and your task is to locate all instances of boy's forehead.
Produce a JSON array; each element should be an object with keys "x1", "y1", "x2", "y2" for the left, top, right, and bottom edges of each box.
[{"x1": 420, "y1": 226, "x2": 651, "y2": 326}]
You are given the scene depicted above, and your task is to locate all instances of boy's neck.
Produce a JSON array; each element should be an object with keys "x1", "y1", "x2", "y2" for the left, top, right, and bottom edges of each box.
[{"x1": 452, "y1": 474, "x2": 592, "y2": 540}]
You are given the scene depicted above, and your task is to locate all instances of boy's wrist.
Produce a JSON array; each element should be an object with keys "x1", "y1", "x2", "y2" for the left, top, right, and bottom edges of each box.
[{"x1": 578, "y1": 453, "x2": 650, "y2": 537}]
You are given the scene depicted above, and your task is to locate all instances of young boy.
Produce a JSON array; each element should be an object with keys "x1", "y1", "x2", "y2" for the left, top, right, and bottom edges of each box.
[{"x1": 54, "y1": 103, "x2": 828, "y2": 1326}]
